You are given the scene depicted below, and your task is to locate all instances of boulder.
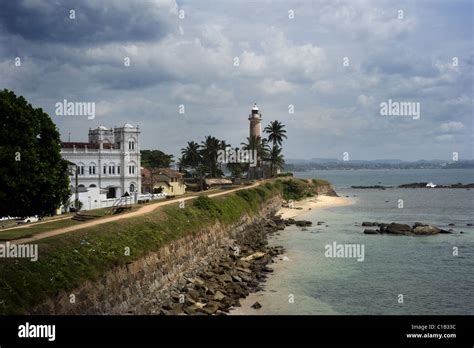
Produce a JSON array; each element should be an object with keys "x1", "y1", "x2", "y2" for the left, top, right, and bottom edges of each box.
[
  {"x1": 295, "y1": 220, "x2": 312, "y2": 227},
  {"x1": 362, "y1": 222, "x2": 378, "y2": 226},
  {"x1": 412, "y1": 225, "x2": 440, "y2": 235},
  {"x1": 212, "y1": 291, "x2": 226, "y2": 302},
  {"x1": 240, "y1": 252, "x2": 266, "y2": 262},
  {"x1": 363, "y1": 229, "x2": 379, "y2": 234},
  {"x1": 251, "y1": 301, "x2": 262, "y2": 309},
  {"x1": 386, "y1": 223, "x2": 412, "y2": 235}
]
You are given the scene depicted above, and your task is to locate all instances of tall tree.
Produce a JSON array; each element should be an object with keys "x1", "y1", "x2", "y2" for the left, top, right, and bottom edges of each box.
[
  {"x1": 200, "y1": 135, "x2": 222, "y2": 178},
  {"x1": 264, "y1": 120, "x2": 287, "y2": 148},
  {"x1": 241, "y1": 135, "x2": 269, "y2": 178},
  {"x1": 264, "y1": 120, "x2": 287, "y2": 177},
  {"x1": 141, "y1": 149, "x2": 174, "y2": 168},
  {"x1": 180, "y1": 141, "x2": 204, "y2": 190},
  {"x1": 0, "y1": 89, "x2": 70, "y2": 217},
  {"x1": 268, "y1": 145, "x2": 285, "y2": 177},
  {"x1": 241, "y1": 135, "x2": 269, "y2": 164}
]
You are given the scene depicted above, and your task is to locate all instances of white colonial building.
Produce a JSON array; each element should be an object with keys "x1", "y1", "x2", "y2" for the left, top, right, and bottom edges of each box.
[{"x1": 61, "y1": 124, "x2": 141, "y2": 205}]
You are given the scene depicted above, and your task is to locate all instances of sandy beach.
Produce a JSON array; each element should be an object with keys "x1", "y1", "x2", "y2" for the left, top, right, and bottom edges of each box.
[
  {"x1": 230, "y1": 194, "x2": 353, "y2": 315},
  {"x1": 276, "y1": 195, "x2": 353, "y2": 220}
]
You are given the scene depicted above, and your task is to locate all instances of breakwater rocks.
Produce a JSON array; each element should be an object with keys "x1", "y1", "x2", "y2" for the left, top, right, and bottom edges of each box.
[
  {"x1": 155, "y1": 215, "x2": 288, "y2": 315},
  {"x1": 362, "y1": 222, "x2": 458, "y2": 235},
  {"x1": 30, "y1": 196, "x2": 286, "y2": 315}
]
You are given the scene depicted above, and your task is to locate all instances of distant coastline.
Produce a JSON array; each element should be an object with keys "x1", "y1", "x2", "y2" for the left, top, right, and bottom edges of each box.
[{"x1": 285, "y1": 159, "x2": 474, "y2": 171}]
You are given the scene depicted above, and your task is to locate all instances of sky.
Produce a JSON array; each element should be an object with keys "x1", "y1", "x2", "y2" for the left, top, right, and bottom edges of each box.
[{"x1": 0, "y1": 0, "x2": 473, "y2": 161}]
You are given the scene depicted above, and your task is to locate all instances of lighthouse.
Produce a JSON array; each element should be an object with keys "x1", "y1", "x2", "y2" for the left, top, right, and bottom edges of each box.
[{"x1": 248, "y1": 103, "x2": 262, "y2": 138}]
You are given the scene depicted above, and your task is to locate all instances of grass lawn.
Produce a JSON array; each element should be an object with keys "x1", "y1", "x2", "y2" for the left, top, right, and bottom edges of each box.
[{"x1": 0, "y1": 206, "x2": 139, "y2": 241}]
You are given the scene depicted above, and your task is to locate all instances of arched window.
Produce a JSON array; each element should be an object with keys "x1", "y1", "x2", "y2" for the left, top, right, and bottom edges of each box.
[
  {"x1": 128, "y1": 138, "x2": 136, "y2": 151},
  {"x1": 77, "y1": 162, "x2": 85, "y2": 175},
  {"x1": 128, "y1": 161, "x2": 136, "y2": 175},
  {"x1": 108, "y1": 162, "x2": 116, "y2": 175},
  {"x1": 103, "y1": 163, "x2": 107, "y2": 175},
  {"x1": 89, "y1": 184, "x2": 97, "y2": 188},
  {"x1": 89, "y1": 162, "x2": 97, "y2": 175},
  {"x1": 130, "y1": 184, "x2": 135, "y2": 193}
]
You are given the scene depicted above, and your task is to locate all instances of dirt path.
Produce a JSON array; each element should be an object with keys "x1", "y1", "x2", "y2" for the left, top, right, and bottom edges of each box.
[{"x1": 11, "y1": 182, "x2": 261, "y2": 245}]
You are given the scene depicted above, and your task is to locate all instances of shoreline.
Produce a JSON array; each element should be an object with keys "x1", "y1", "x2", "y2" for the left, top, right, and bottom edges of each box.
[
  {"x1": 276, "y1": 195, "x2": 353, "y2": 220},
  {"x1": 229, "y1": 194, "x2": 353, "y2": 315}
]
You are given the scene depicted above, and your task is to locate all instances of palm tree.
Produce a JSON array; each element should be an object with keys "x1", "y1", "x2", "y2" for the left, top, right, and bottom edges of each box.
[
  {"x1": 268, "y1": 145, "x2": 285, "y2": 177},
  {"x1": 264, "y1": 120, "x2": 287, "y2": 148},
  {"x1": 241, "y1": 136, "x2": 269, "y2": 178},
  {"x1": 200, "y1": 135, "x2": 222, "y2": 178},
  {"x1": 181, "y1": 141, "x2": 204, "y2": 190},
  {"x1": 264, "y1": 121, "x2": 287, "y2": 177}
]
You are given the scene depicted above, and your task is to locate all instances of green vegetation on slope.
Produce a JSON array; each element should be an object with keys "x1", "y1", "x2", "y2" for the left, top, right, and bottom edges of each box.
[{"x1": 0, "y1": 178, "x2": 329, "y2": 314}]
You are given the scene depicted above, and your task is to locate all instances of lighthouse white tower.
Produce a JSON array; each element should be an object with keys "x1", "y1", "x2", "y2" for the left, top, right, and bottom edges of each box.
[{"x1": 248, "y1": 103, "x2": 262, "y2": 138}]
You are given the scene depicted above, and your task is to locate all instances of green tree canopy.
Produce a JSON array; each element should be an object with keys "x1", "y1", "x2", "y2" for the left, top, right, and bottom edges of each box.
[
  {"x1": 141, "y1": 149, "x2": 174, "y2": 168},
  {"x1": 0, "y1": 89, "x2": 70, "y2": 217}
]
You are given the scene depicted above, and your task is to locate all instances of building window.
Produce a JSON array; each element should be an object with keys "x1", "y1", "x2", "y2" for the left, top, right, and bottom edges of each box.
[
  {"x1": 109, "y1": 166, "x2": 115, "y2": 175},
  {"x1": 117, "y1": 165, "x2": 120, "y2": 174},
  {"x1": 78, "y1": 166, "x2": 84, "y2": 175},
  {"x1": 89, "y1": 166, "x2": 96, "y2": 175},
  {"x1": 103, "y1": 165, "x2": 107, "y2": 175},
  {"x1": 128, "y1": 165, "x2": 135, "y2": 175},
  {"x1": 130, "y1": 184, "x2": 135, "y2": 193},
  {"x1": 128, "y1": 141, "x2": 135, "y2": 151}
]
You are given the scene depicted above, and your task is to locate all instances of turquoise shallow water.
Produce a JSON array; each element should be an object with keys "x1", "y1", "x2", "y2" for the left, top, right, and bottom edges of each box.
[{"x1": 252, "y1": 169, "x2": 474, "y2": 314}]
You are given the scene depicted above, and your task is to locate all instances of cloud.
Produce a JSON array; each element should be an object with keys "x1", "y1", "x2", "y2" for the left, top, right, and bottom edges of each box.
[
  {"x1": 0, "y1": 0, "x2": 472, "y2": 160},
  {"x1": 438, "y1": 121, "x2": 465, "y2": 133},
  {"x1": 260, "y1": 79, "x2": 296, "y2": 95}
]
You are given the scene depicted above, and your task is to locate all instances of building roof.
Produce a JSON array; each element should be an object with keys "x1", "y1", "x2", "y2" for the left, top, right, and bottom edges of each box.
[
  {"x1": 61, "y1": 142, "x2": 115, "y2": 149},
  {"x1": 123, "y1": 123, "x2": 134, "y2": 128},
  {"x1": 141, "y1": 167, "x2": 184, "y2": 185}
]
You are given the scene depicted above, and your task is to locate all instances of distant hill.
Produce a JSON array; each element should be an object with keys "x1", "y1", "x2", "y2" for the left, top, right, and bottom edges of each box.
[{"x1": 284, "y1": 159, "x2": 474, "y2": 171}]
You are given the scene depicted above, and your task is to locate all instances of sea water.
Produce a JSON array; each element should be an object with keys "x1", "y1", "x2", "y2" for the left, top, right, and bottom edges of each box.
[{"x1": 246, "y1": 169, "x2": 474, "y2": 314}]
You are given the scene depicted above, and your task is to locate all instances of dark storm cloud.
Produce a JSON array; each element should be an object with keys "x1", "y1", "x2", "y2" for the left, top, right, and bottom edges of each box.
[{"x1": 0, "y1": 0, "x2": 177, "y2": 45}]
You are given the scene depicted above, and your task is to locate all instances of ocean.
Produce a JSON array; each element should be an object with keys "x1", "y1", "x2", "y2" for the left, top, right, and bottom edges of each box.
[{"x1": 238, "y1": 169, "x2": 474, "y2": 315}]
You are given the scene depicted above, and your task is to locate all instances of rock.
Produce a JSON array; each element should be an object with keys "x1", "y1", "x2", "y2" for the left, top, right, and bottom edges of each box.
[
  {"x1": 413, "y1": 222, "x2": 427, "y2": 227},
  {"x1": 187, "y1": 289, "x2": 201, "y2": 302},
  {"x1": 217, "y1": 274, "x2": 233, "y2": 283},
  {"x1": 362, "y1": 222, "x2": 378, "y2": 226},
  {"x1": 251, "y1": 301, "x2": 262, "y2": 309},
  {"x1": 412, "y1": 225, "x2": 440, "y2": 235},
  {"x1": 212, "y1": 291, "x2": 226, "y2": 302},
  {"x1": 363, "y1": 229, "x2": 379, "y2": 234},
  {"x1": 231, "y1": 275, "x2": 242, "y2": 283},
  {"x1": 295, "y1": 220, "x2": 312, "y2": 227},
  {"x1": 467, "y1": 223, "x2": 473, "y2": 226},
  {"x1": 240, "y1": 252, "x2": 266, "y2": 262},
  {"x1": 263, "y1": 266, "x2": 273, "y2": 273},
  {"x1": 199, "y1": 301, "x2": 220, "y2": 315},
  {"x1": 386, "y1": 223, "x2": 412, "y2": 235},
  {"x1": 448, "y1": 223, "x2": 455, "y2": 226}
]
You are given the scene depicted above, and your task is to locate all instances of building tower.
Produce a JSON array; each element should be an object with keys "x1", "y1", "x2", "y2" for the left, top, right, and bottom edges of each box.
[{"x1": 248, "y1": 103, "x2": 262, "y2": 138}]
